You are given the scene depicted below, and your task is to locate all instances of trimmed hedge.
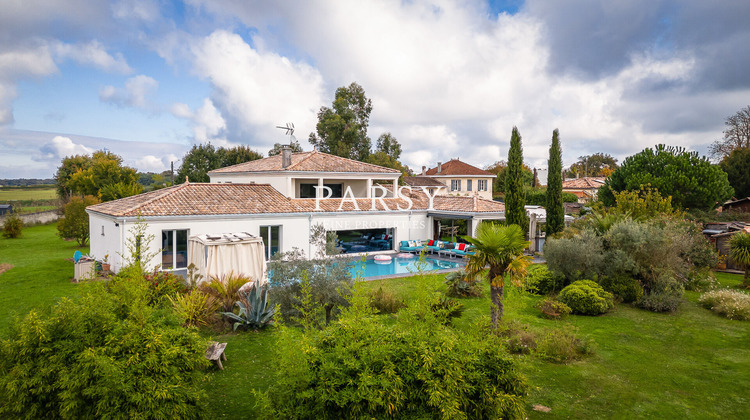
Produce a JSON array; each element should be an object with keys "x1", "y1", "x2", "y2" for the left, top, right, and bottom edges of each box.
[{"x1": 558, "y1": 280, "x2": 614, "y2": 315}]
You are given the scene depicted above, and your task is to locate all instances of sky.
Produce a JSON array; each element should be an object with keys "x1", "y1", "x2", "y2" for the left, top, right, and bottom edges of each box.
[{"x1": 1, "y1": 0, "x2": 749, "y2": 179}]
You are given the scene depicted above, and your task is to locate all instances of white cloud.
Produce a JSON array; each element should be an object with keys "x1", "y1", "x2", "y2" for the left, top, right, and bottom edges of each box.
[
  {"x1": 135, "y1": 154, "x2": 181, "y2": 172},
  {"x1": 189, "y1": 30, "x2": 325, "y2": 148},
  {"x1": 34, "y1": 136, "x2": 94, "y2": 161},
  {"x1": 53, "y1": 40, "x2": 132, "y2": 74},
  {"x1": 100, "y1": 75, "x2": 159, "y2": 108},
  {"x1": 112, "y1": 0, "x2": 160, "y2": 22},
  {"x1": 185, "y1": 0, "x2": 735, "y2": 170},
  {"x1": 0, "y1": 45, "x2": 58, "y2": 125}
]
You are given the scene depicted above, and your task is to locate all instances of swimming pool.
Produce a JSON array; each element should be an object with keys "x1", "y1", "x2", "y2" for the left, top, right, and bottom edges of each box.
[{"x1": 347, "y1": 255, "x2": 464, "y2": 279}]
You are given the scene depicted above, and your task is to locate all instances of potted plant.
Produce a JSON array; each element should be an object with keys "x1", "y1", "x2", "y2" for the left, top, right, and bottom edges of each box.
[{"x1": 102, "y1": 254, "x2": 111, "y2": 272}]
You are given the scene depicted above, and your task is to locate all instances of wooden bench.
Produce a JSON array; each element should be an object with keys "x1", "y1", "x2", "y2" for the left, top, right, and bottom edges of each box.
[{"x1": 205, "y1": 341, "x2": 227, "y2": 370}]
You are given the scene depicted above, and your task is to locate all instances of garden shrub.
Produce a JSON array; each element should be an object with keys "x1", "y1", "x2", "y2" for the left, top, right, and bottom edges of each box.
[
  {"x1": 444, "y1": 269, "x2": 482, "y2": 297},
  {"x1": 368, "y1": 286, "x2": 406, "y2": 314},
  {"x1": 169, "y1": 289, "x2": 220, "y2": 328},
  {"x1": 201, "y1": 272, "x2": 251, "y2": 312},
  {"x1": 269, "y1": 249, "x2": 353, "y2": 324},
  {"x1": 430, "y1": 296, "x2": 465, "y2": 324},
  {"x1": 597, "y1": 274, "x2": 643, "y2": 303},
  {"x1": 2, "y1": 212, "x2": 23, "y2": 239},
  {"x1": 558, "y1": 280, "x2": 614, "y2": 315},
  {"x1": 699, "y1": 289, "x2": 750, "y2": 321},
  {"x1": 524, "y1": 264, "x2": 565, "y2": 294},
  {"x1": 544, "y1": 230, "x2": 604, "y2": 282},
  {"x1": 0, "y1": 274, "x2": 208, "y2": 419},
  {"x1": 143, "y1": 269, "x2": 188, "y2": 305},
  {"x1": 684, "y1": 268, "x2": 717, "y2": 292},
  {"x1": 260, "y1": 286, "x2": 528, "y2": 419},
  {"x1": 536, "y1": 326, "x2": 594, "y2": 364},
  {"x1": 635, "y1": 272, "x2": 683, "y2": 313},
  {"x1": 537, "y1": 298, "x2": 572, "y2": 319}
]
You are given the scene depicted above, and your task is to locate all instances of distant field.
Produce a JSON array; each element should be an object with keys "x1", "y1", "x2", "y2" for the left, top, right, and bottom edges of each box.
[{"x1": 0, "y1": 187, "x2": 57, "y2": 201}]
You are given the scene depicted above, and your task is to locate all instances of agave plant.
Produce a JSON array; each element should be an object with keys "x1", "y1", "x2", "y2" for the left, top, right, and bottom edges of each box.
[{"x1": 220, "y1": 280, "x2": 275, "y2": 331}]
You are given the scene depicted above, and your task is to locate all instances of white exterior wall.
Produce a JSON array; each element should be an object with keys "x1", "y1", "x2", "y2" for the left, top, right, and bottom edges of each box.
[
  {"x1": 90, "y1": 211, "x2": 434, "y2": 272},
  {"x1": 89, "y1": 213, "x2": 124, "y2": 270}
]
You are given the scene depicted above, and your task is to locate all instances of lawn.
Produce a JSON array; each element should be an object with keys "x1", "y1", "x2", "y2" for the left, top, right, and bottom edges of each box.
[
  {"x1": 2, "y1": 226, "x2": 750, "y2": 418},
  {"x1": 201, "y1": 271, "x2": 750, "y2": 419},
  {"x1": 0, "y1": 187, "x2": 57, "y2": 201},
  {"x1": 0, "y1": 223, "x2": 86, "y2": 334}
]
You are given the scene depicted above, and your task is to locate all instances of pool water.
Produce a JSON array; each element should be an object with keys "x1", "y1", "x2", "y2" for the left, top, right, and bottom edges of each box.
[{"x1": 348, "y1": 255, "x2": 464, "y2": 278}]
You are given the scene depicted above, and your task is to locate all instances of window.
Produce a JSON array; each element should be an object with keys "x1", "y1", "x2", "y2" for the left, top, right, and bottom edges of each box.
[
  {"x1": 450, "y1": 180, "x2": 461, "y2": 191},
  {"x1": 300, "y1": 183, "x2": 343, "y2": 198},
  {"x1": 478, "y1": 180, "x2": 487, "y2": 191},
  {"x1": 260, "y1": 225, "x2": 281, "y2": 259},
  {"x1": 162, "y1": 229, "x2": 188, "y2": 270},
  {"x1": 467, "y1": 180, "x2": 472, "y2": 191}
]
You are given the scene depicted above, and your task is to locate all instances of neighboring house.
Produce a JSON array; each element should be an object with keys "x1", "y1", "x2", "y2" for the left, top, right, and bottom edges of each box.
[
  {"x1": 722, "y1": 197, "x2": 750, "y2": 213},
  {"x1": 0, "y1": 204, "x2": 12, "y2": 215},
  {"x1": 87, "y1": 149, "x2": 506, "y2": 276},
  {"x1": 418, "y1": 159, "x2": 495, "y2": 200},
  {"x1": 703, "y1": 221, "x2": 750, "y2": 271},
  {"x1": 562, "y1": 177, "x2": 606, "y2": 203}
]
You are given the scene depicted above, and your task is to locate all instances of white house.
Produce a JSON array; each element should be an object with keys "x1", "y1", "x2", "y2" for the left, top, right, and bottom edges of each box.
[{"x1": 87, "y1": 149, "x2": 507, "y2": 277}]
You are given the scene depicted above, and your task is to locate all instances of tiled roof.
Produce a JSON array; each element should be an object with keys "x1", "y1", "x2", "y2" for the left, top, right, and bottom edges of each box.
[
  {"x1": 562, "y1": 177, "x2": 606, "y2": 189},
  {"x1": 424, "y1": 159, "x2": 494, "y2": 176},
  {"x1": 209, "y1": 150, "x2": 400, "y2": 174},
  {"x1": 403, "y1": 176, "x2": 445, "y2": 187},
  {"x1": 87, "y1": 182, "x2": 505, "y2": 217}
]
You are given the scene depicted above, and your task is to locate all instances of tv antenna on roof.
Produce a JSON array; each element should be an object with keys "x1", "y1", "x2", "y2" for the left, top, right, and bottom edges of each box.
[{"x1": 275, "y1": 122, "x2": 294, "y2": 136}]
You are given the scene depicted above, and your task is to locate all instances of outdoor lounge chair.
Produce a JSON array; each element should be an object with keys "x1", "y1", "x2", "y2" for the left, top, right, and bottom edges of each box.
[
  {"x1": 449, "y1": 243, "x2": 474, "y2": 257},
  {"x1": 425, "y1": 240, "x2": 443, "y2": 254},
  {"x1": 399, "y1": 240, "x2": 423, "y2": 253}
]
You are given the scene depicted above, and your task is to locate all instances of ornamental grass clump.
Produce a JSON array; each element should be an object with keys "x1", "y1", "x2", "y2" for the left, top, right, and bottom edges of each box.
[
  {"x1": 536, "y1": 326, "x2": 594, "y2": 364},
  {"x1": 699, "y1": 289, "x2": 750, "y2": 321},
  {"x1": 558, "y1": 280, "x2": 614, "y2": 315}
]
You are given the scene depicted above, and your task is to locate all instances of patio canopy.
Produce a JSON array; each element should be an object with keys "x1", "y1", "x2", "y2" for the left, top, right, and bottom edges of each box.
[{"x1": 188, "y1": 232, "x2": 267, "y2": 284}]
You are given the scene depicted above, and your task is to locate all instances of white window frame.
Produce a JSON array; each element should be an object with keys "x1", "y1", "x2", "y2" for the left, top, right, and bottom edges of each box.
[
  {"x1": 451, "y1": 180, "x2": 461, "y2": 191},
  {"x1": 161, "y1": 229, "x2": 189, "y2": 271},
  {"x1": 260, "y1": 225, "x2": 282, "y2": 259}
]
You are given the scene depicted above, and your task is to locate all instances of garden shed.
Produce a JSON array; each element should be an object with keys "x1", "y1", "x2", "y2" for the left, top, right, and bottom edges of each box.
[{"x1": 188, "y1": 232, "x2": 267, "y2": 284}]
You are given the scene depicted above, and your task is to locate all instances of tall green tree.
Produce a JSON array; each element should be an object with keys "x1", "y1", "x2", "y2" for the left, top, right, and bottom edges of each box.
[
  {"x1": 719, "y1": 147, "x2": 750, "y2": 198},
  {"x1": 374, "y1": 132, "x2": 401, "y2": 160},
  {"x1": 505, "y1": 127, "x2": 528, "y2": 233},
  {"x1": 546, "y1": 129, "x2": 564, "y2": 236},
  {"x1": 64, "y1": 151, "x2": 141, "y2": 201},
  {"x1": 176, "y1": 144, "x2": 262, "y2": 183},
  {"x1": 57, "y1": 195, "x2": 101, "y2": 246},
  {"x1": 710, "y1": 105, "x2": 750, "y2": 160},
  {"x1": 308, "y1": 82, "x2": 373, "y2": 161},
  {"x1": 599, "y1": 145, "x2": 733, "y2": 210},
  {"x1": 464, "y1": 223, "x2": 531, "y2": 328},
  {"x1": 55, "y1": 154, "x2": 92, "y2": 199}
]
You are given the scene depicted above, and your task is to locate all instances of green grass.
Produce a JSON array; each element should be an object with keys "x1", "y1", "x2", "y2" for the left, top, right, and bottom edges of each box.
[
  {"x1": 0, "y1": 187, "x2": 57, "y2": 201},
  {"x1": 2, "y1": 228, "x2": 750, "y2": 418},
  {"x1": 201, "y1": 272, "x2": 750, "y2": 419},
  {"x1": 0, "y1": 223, "x2": 86, "y2": 334}
]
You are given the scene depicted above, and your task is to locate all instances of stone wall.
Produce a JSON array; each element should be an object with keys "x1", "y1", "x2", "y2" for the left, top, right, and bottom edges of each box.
[{"x1": 0, "y1": 210, "x2": 59, "y2": 226}]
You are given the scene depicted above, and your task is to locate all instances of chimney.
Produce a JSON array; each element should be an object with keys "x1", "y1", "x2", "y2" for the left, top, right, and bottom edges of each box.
[
  {"x1": 421, "y1": 165, "x2": 426, "y2": 175},
  {"x1": 281, "y1": 145, "x2": 292, "y2": 169},
  {"x1": 437, "y1": 162, "x2": 442, "y2": 173}
]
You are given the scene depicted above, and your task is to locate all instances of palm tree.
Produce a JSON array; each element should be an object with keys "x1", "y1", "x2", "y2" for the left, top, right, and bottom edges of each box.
[
  {"x1": 730, "y1": 232, "x2": 750, "y2": 286},
  {"x1": 464, "y1": 222, "x2": 531, "y2": 328}
]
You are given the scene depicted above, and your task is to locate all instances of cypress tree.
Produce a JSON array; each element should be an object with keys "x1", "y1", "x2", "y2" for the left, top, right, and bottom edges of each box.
[
  {"x1": 546, "y1": 129, "x2": 564, "y2": 236},
  {"x1": 505, "y1": 126, "x2": 528, "y2": 234}
]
